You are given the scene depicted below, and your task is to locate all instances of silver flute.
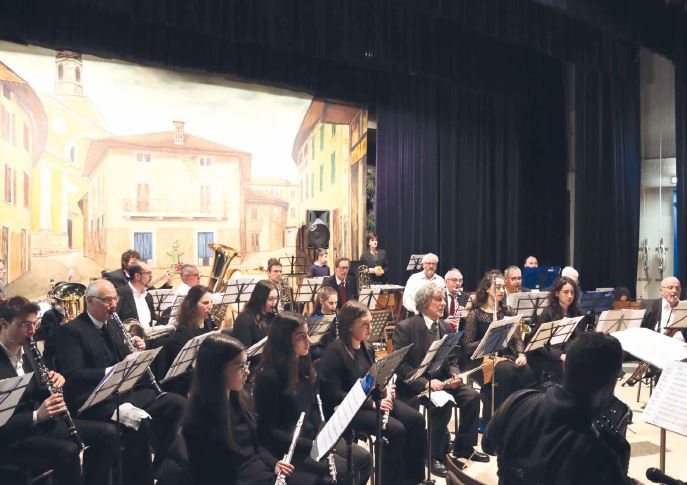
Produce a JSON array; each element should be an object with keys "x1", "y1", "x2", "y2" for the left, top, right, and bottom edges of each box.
[
  {"x1": 110, "y1": 311, "x2": 164, "y2": 395},
  {"x1": 381, "y1": 376, "x2": 394, "y2": 431},
  {"x1": 316, "y1": 394, "x2": 337, "y2": 483},
  {"x1": 27, "y1": 337, "x2": 86, "y2": 451},
  {"x1": 275, "y1": 412, "x2": 306, "y2": 485}
]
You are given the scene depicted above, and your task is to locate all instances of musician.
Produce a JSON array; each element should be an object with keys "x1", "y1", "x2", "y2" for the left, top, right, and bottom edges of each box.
[
  {"x1": 173, "y1": 264, "x2": 201, "y2": 297},
  {"x1": 393, "y1": 284, "x2": 486, "y2": 476},
  {"x1": 0, "y1": 296, "x2": 118, "y2": 485},
  {"x1": 528, "y1": 276, "x2": 582, "y2": 383},
  {"x1": 320, "y1": 301, "x2": 427, "y2": 485},
  {"x1": 267, "y1": 257, "x2": 292, "y2": 312},
  {"x1": 443, "y1": 268, "x2": 470, "y2": 331},
  {"x1": 0, "y1": 258, "x2": 6, "y2": 299},
  {"x1": 641, "y1": 276, "x2": 686, "y2": 340},
  {"x1": 461, "y1": 271, "x2": 534, "y2": 424},
  {"x1": 254, "y1": 312, "x2": 372, "y2": 484},
  {"x1": 322, "y1": 257, "x2": 358, "y2": 308},
  {"x1": 523, "y1": 256, "x2": 538, "y2": 268},
  {"x1": 103, "y1": 249, "x2": 172, "y2": 290},
  {"x1": 161, "y1": 285, "x2": 214, "y2": 396},
  {"x1": 35, "y1": 301, "x2": 65, "y2": 369},
  {"x1": 561, "y1": 266, "x2": 580, "y2": 284},
  {"x1": 183, "y1": 333, "x2": 322, "y2": 485},
  {"x1": 231, "y1": 280, "x2": 278, "y2": 349},
  {"x1": 116, "y1": 262, "x2": 156, "y2": 328},
  {"x1": 504, "y1": 265, "x2": 530, "y2": 307},
  {"x1": 483, "y1": 332, "x2": 635, "y2": 485},
  {"x1": 54, "y1": 280, "x2": 186, "y2": 485},
  {"x1": 402, "y1": 253, "x2": 444, "y2": 314},
  {"x1": 359, "y1": 232, "x2": 388, "y2": 284},
  {"x1": 614, "y1": 287, "x2": 631, "y2": 302},
  {"x1": 306, "y1": 286, "x2": 338, "y2": 361},
  {"x1": 308, "y1": 248, "x2": 331, "y2": 278}
]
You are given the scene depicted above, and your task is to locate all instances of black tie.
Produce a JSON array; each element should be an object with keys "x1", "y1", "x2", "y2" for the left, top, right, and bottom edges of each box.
[
  {"x1": 430, "y1": 321, "x2": 439, "y2": 340},
  {"x1": 100, "y1": 323, "x2": 118, "y2": 364}
]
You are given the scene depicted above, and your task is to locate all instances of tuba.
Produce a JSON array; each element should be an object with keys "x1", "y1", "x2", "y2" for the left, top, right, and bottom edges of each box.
[
  {"x1": 50, "y1": 282, "x2": 86, "y2": 321},
  {"x1": 206, "y1": 243, "x2": 240, "y2": 293},
  {"x1": 358, "y1": 265, "x2": 371, "y2": 290}
]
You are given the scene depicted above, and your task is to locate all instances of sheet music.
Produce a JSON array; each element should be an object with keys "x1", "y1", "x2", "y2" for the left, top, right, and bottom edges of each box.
[
  {"x1": 247, "y1": 336, "x2": 268, "y2": 357},
  {"x1": 524, "y1": 321, "x2": 556, "y2": 352},
  {"x1": 0, "y1": 372, "x2": 34, "y2": 427},
  {"x1": 611, "y1": 328, "x2": 687, "y2": 369},
  {"x1": 596, "y1": 309, "x2": 645, "y2": 334},
  {"x1": 359, "y1": 287, "x2": 381, "y2": 309},
  {"x1": 406, "y1": 254, "x2": 425, "y2": 271},
  {"x1": 309, "y1": 315, "x2": 335, "y2": 344},
  {"x1": 511, "y1": 292, "x2": 550, "y2": 317},
  {"x1": 409, "y1": 336, "x2": 447, "y2": 381},
  {"x1": 311, "y1": 376, "x2": 372, "y2": 462},
  {"x1": 471, "y1": 316, "x2": 520, "y2": 360},
  {"x1": 641, "y1": 361, "x2": 687, "y2": 437},
  {"x1": 372, "y1": 284, "x2": 405, "y2": 291},
  {"x1": 429, "y1": 390, "x2": 455, "y2": 408},
  {"x1": 161, "y1": 330, "x2": 220, "y2": 383},
  {"x1": 549, "y1": 316, "x2": 584, "y2": 346},
  {"x1": 667, "y1": 300, "x2": 687, "y2": 329}
]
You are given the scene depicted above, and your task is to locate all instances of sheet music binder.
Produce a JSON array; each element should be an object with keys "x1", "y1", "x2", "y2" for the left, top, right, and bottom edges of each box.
[
  {"x1": 161, "y1": 330, "x2": 220, "y2": 383},
  {"x1": 368, "y1": 311, "x2": 391, "y2": 343},
  {"x1": 406, "y1": 254, "x2": 424, "y2": 272}
]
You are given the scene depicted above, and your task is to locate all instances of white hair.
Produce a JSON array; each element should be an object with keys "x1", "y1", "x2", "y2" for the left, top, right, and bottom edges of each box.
[
  {"x1": 561, "y1": 266, "x2": 579, "y2": 280},
  {"x1": 422, "y1": 253, "x2": 439, "y2": 264}
]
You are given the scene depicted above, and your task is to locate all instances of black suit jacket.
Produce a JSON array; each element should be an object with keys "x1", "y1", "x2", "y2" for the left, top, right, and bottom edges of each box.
[
  {"x1": 322, "y1": 275, "x2": 358, "y2": 308},
  {"x1": 442, "y1": 290, "x2": 471, "y2": 319},
  {"x1": 392, "y1": 315, "x2": 460, "y2": 397},
  {"x1": 54, "y1": 312, "x2": 133, "y2": 413},
  {"x1": 640, "y1": 299, "x2": 687, "y2": 340},
  {"x1": 116, "y1": 284, "x2": 156, "y2": 323},
  {"x1": 103, "y1": 268, "x2": 129, "y2": 289}
]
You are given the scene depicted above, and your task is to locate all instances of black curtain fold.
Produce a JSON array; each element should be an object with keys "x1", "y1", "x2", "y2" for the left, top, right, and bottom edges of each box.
[
  {"x1": 675, "y1": 17, "x2": 687, "y2": 287},
  {"x1": 571, "y1": 59, "x2": 641, "y2": 292}
]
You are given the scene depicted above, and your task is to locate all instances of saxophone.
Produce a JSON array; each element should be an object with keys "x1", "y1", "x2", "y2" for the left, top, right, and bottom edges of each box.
[
  {"x1": 275, "y1": 412, "x2": 306, "y2": 485},
  {"x1": 27, "y1": 337, "x2": 86, "y2": 451},
  {"x1": 316, "y1": 394, "x2": 337, "y2": 483},
  {"x1": 279, "y1": 278, "x2": 294, "y2": 311},
  {"x1": 357, "y1": 265, "x2": 371, "y2": 290}
]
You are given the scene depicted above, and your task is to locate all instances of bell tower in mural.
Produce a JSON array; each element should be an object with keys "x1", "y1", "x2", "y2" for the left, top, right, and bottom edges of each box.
[{"x1": 55, "y1": 51, "x2": 83, "y2": 96}]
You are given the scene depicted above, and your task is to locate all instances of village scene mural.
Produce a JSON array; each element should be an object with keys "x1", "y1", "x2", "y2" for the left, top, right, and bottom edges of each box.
[{"x1": 0, "y1": 41, "x2": 368, "y2": 300}]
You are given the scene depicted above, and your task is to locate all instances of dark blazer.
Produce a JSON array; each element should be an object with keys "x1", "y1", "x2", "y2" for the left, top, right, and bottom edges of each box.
[
  {"x1": 392, "y1": 315, "x2": 459, "y2": 397},
  {"x1": 103, "y1": 268, "x2": 129, "y2": 289},
  {"x1": 442, "y1": 290, "x2": 471, "y2": 319},
  {"x1": 640, "y1": 298, "x2": 687, "y2": 340},
  {"x1": 322, "y1": 275, "x2": 359, "y2": 308},
  {"x1": 116, "y1": 284, "x2": 156, "y2": 323},
  {"x1": 232, "y1": 310, "x2": 268, "y2": 349},
  {"x1": 54, "y1": 312, "x2": 133, "y2": 413},
  {"x1": 317, "y1": 339, "x2": 375, "y2": 418}
]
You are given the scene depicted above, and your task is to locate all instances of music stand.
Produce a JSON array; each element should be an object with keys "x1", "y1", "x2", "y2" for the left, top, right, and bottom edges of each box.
[
  {"x1": 148, "y1": 288, "x2": 173, "y2": 314},
  {"x1": 0, "y1": 372, "x2": 34, "y2": 427},
  {"x1": 406, "y1": 254, "x2": 425, "y2": 272},
  {"x1": 511, "y1": 292, "x2": 550, "y2": 318},
  {"x1": 225, "y1": 277, "x2": 259, "y2": 313},
  {"x1": 548, "y1": 316, "x2": 584, "y2": 346},
  {"x1": 309, "y1": 315, "x2": 336, "y2": 345},
  {"x1": 667, "y1": 300, "x2": 687, "y2": 330},
  {"x1": 579, "y1": 291, "x2": 615, "y2": 314},
  {"x1": 247, "y1": 336, "x2": 268, "y2": 358},
  {"x1": 359, "y1": 287, "x2": 382, "y2": 309},
  {"x1": 596, "y1": 309, "x2": 646, "y2": 334},
  {"x1": 523, "y1": 321, "x2": 556, "y2": 353},
  {"x1": 368, "y1": 311, "x2": 391, "y2": 345},
  {"x1": 279, "y1": 256, "x2": 307, "y2": 276},
  {"x1": 161, "y1": 330, "x2": 220, "y2": 384},
  {"x1": 296, "y1": 279, "x2": 321, "y2": 306}
]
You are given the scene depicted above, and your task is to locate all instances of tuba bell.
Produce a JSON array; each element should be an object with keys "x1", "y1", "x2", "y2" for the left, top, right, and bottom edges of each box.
[
  {"x1": 206, "y1": 243, "x2": 240, "y2": 293},
  {"x1": 50, "y1": 282, "x2": 86, "y2": 321},
  {"x1": 357, "y1": 265, "x2": 371, "y2": 290}
]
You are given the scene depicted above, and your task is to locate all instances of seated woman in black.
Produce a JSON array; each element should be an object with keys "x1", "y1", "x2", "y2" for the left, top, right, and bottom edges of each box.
[
  {"x1": 308, "y1": 248, "x2": 331, "y2": 278},
  {"x1": 318, "y1": 301, "x2": 426, "y2": 485},
  {"x1": 254, "y1": 312, "x2": 371, "y2": 484},
  {"x1": 183, "y1": 333, "x2": 322, "y2": 485},
  {"x1": 306, "y1": 286, "x2": 338, "y2": 361},
  {"x1": 462, "y1": 271, "x2": 534, "y2": 424},
  {"x1": 232, "y1": 280, "x2": 277, "y2": 349},
  {"x1": 528, "y1": 276, "x2": 582, "y2": 384},
  {"x1": 161, "y1": 285, "x2": 214, "y2": 396},
  {"x1": 359, "y1": 233, "x2": 388, "y2": 284}
]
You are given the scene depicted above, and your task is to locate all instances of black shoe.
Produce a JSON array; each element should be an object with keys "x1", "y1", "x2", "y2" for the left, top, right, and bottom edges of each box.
[
  {"x1": 451, "y1": 448, "x2": 490, "y2": 463},
  {"x1": 429, "y1": 459, "x2": 447, "y2": 478}
]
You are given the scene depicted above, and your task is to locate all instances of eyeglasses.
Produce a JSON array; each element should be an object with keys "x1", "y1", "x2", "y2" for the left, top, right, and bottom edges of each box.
[
  {"x1": 93, "y1": 296, "x2": 119, "y2": 304},
  {"x1": 17, "y1": 320, "x2": 39, "y2": 328},
  {"x1": 187, "y1": 273, "x2": 201, "y2": 278},
  {"x1": 267, "y1": 296, "x2": 278, "y2": 302},
  {"x1": 662, "y1": 286, "x2": 680, "y2": 291},
  {"x1": 446, "y1": 278, "x2": 463, "y2": 282}
]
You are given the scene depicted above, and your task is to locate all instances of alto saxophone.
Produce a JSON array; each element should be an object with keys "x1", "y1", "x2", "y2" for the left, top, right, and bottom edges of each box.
[
  {"x1": 316, "y1": 394, "x2": 337, "y2": 483},
  {"x1": 279, "y1": 278, "x2": 294, "y2": 311},
  {"x1": 27, "y1": 337, "x2": 86, "y2": 451},
  {"x1": 275, "y1": 412, "x2": 306, "y2": 485}
]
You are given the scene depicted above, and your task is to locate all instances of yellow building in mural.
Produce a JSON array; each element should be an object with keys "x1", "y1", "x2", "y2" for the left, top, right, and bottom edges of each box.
[
  {"x1": 246, "y1": 178, "x2": 299, "y2": 248},
  {"x1": 82, "y1": 121, "x2": 251, "y2": 270},
  {"x1": 292, "y1": 100, "x2": 367, "y2": 262},
  {"x1": 32, "y1": 51, "x2": 111, "y2": 255},
  {"x1": 244, "y1": 188, "x2": 288, "y2": 253},
  {"x1": 0, "y1": 62, "x2": 47, "y2": 283}
]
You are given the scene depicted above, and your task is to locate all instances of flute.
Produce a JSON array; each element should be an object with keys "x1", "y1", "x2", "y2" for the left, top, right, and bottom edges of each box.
[
  {"x1": 418, "y1": 362, "x2": 488, "y2": 398},
  {"x1": 316, "y1": 394, "x2": 337, "y2": 483},
  {"x1": 275, "y1": 412, "x2": 306, "y2": 485},
  {"x1": 27, "y1": 337, "x2": 86, "y2": 451}
]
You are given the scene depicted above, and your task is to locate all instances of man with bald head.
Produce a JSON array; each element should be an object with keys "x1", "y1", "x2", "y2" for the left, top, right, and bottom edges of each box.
[
  {"x1": 403, "y1": 253, "x2": 445, "y2": 314},
  {"x1": 524, "y1": 256, "x2": 538, "y2": 268},
  {"x1": 641, "y1": 276, "x2": 685, "y2": 340},
  {"x1": 55, "y1": 279, "x2": 185, "y2": 485}
]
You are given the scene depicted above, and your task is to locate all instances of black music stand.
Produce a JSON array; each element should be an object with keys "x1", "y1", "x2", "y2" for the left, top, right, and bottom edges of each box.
[
  {"x1": 667, "y1": 300, "x2": 687, "y2": 330},
  {"x1": 368, "y1": 311, "x2": 391, "y2": 346},
  {"x1": 0, "y1": 372, "x2": 34, "y2": 427},
  {"x1": 279, "y1": 256, "x2": 307, "y2": 276},
  {"x1": 160, "y1": 331, "x2": 220, "y2": 384},
  {"x1": 296, "y1": 279, "x2": 321, "y2": 310},
  {"x1": 225, "y1": 278, "x2": 259, "y2": 314},
  {"x1": 596, "y1": 309, "x2": 646, "y2": 334},
  {"x1": 511, "y1": 292, "x2": 550, "y2": 319},
  {"x1": 309, "y1": 315, "x2": 336, "y2": 345},
  {"x1": 579, "y1": 291, "x2": 615, "y2": 330},
  {"x1": 359, "y1": 287, "x2": 381, "y2": 309},
  {"x1": 148, "y1": 288, "x2": 173, "y2": 315},
  {"x1": 406, "y1": 254, "x2": 424, "y2": 272}
]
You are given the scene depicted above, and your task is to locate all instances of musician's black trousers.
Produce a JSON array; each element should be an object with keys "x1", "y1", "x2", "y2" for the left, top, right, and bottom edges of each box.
[{"x1": 427, "y1": 385, "x2": 480, "y2": 460}]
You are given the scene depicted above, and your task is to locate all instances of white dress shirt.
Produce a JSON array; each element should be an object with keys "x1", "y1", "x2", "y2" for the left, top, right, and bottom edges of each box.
[
  {"x1": 129, "y1": 283, "x2": 152, "y2": 328},
  {"x1": 0, "y1": 340, "x2": 25, "y2": 376},
  {"x1": 403, "y1": 272, "x2": 445, "y2": 314}
]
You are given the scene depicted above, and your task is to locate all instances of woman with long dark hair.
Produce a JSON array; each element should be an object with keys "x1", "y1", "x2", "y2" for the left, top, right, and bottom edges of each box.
[
  {"x1": 183, "y1": 333, "x2": 322, "y2": 485},
  {"x1": 462, "y1": 271, "x2": 534, "y2": 423},
  {"x1": 254, "y1": 312, "x2": 371, "y2": 484},
  {"x1": 318, "y1": 301, "x2": 426, "y2": 485},
  {"x1": 161, "y1": 285, "x2": 214, "y2": 395},
  {"x1": 232, "y1": 280, "x2": 278, "y2": 348}
]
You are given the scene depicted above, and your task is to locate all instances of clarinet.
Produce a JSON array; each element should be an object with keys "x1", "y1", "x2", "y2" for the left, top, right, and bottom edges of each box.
[
  {"x1": 316, "y1": 394, "x2": 337, "y2": 483},
  {"x1": 275, "y1": 412, "x2": 306, "y2": 485},
  {"x1": 110, "y1": 311, "x2": 164, "y2": 395},
  {"x1": 381, "y1": 377, "x2": 393, "y2": 431},
  {"x1": 27, "y1": 337, "x2": 86, "y2": 451}
]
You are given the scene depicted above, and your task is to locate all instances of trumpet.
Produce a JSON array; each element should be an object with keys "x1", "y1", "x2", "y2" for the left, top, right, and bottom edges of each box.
[
  {"x1": 275, "y1": 412, "x2": 306, "y2": 485},
  {"x1": 27, "y1": 337, "x2": 86, "y2": 451}
]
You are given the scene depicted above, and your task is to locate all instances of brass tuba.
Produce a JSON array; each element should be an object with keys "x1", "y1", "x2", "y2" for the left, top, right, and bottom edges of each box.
[
  {"x1": 357, "y1": 265, "x2": 371, "y2": 290},
  {"x1": 206, "y1": 243, "x2": 240, "y2": 293},
  {"x1": 50, "y1": 282, "x2": 86, "y2": 321}
]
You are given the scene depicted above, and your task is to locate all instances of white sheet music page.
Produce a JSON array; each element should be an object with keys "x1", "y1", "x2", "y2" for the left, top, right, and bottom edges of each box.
[
  {"x1": 409, "y1": 335, "x2": 447, "y2": 381},
  {"x1": 611, "y1": 328, "x2": 687, "y2": 369},
  {"x1": 641, "y1": 361, "x2": 687, "y2": 437}
]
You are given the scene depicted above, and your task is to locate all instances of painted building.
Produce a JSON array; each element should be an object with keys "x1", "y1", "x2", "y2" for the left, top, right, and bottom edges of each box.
[
  {"x1": 82, "y1": 121, "x2": 251, "y2": 270},
  {"x1": 0, "y1": 62, "x2": 47, "y2": 283},
  {"x1": 32, "y1": 51, "x2": 111, "y2": 255},
  {"x1": 246, "y1": 178, "x2": 299, "y2": 247},
  {"x1": 244, "y1": 188, "x2": 288, "y2": 253}
]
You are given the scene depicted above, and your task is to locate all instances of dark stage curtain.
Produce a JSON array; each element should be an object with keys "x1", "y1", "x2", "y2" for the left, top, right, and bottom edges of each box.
[
  {"x1": 675, "y1": 18, "x2": 687, "y2": 287},
  {"x1": 571, "y1": 60, "x2": 641, "y2": 292}
]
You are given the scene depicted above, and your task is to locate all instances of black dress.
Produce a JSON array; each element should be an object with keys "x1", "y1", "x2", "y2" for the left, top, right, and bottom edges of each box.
[
  {"x1": 359, "y1": 250, "x2": 388, "y2": 284},
  {"x1": 160, "y1": 321, "x2": 211, "y2": 396}
]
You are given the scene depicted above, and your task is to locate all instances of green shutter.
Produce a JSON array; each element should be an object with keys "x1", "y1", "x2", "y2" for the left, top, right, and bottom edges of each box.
[
  {"x1": 319, "y1": 165, "x2": 324, "y2": 192},
  {"x1": 330, "y1": 152, "x2": 336, "y2": 184},
  {"x1": 320, "y1": 125, "x2": 324, "y2": 151}
]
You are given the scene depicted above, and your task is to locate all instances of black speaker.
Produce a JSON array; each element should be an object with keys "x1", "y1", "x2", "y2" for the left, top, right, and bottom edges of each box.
[{"x1": 306, "y1": 210, "x2": 330, "y2": 249}]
